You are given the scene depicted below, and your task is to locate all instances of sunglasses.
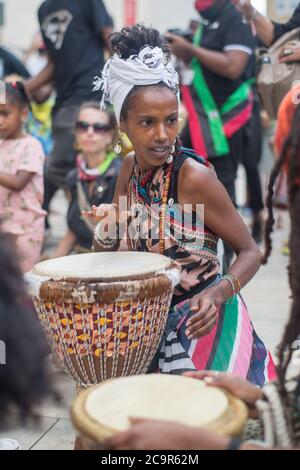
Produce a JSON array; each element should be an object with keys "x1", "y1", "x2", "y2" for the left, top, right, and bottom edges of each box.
[{"x1": 75, "y1": 120, "x2": 111, "y2": 133}]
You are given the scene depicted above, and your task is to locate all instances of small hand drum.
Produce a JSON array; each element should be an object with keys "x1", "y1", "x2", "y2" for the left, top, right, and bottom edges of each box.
[
  {"x1": 71, "y1": 374, "x2": 248, "y2": 449},
  {"x1": 25, "y1": 252, "x2": 180, "y2": 388}
]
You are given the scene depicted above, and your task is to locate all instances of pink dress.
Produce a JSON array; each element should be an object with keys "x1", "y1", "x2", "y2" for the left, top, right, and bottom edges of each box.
[{"x1": 0, "y1": 135, "x2": 46, "y2": 272}]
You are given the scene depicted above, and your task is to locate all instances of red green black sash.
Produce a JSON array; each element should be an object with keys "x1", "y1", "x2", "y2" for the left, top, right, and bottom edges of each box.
[{"x1": 182, "y1": 25, "x2": 254, "y2": 159}]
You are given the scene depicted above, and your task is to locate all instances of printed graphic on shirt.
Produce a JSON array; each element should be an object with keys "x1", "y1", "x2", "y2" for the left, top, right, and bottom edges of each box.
[{"x1": 41, "y1": 9, "x2": 73, "y2": 50}]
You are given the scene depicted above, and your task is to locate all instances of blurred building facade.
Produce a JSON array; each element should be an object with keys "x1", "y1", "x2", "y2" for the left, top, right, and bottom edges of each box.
[
  {"x1": 267, "y1": 0, "x2": 299, "y2": 21},
  {"x1": 0, "y1": 0, "x2": 197, "y2": 54},
  {"x1": 1, "y1": 1, "x2": 294, "y2": 56}
]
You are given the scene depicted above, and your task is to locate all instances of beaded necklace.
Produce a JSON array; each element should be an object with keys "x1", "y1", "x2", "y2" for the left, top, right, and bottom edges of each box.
[{"x1": 130, "y1": 158, "x2": 173, "y2": 255}]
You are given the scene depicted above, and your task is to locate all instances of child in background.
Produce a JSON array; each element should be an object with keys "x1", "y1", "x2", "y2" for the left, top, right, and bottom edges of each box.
[
  {"x1": 0, "y1": 82, "x2": 46, "y2": 272},
  {"x1": 26, "y1": 84, "x2": 54, "y2": 158}
]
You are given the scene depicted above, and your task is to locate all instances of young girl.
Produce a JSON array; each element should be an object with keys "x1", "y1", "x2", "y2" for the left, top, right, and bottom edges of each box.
[
  {"x1": 51, "y1": 102, "x2": 121, "y2": 257},
  {"x1": 85, "y1": 24, "x2": 276, "y2": 385},
  {"x1": 0, "y1": 82, "x2": 46, "y2": 272}
]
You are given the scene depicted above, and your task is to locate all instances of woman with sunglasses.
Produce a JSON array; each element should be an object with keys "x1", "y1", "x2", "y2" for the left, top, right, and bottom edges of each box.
[{"x1": 51, "y1": 102, "x2": 121, "y2": 258}]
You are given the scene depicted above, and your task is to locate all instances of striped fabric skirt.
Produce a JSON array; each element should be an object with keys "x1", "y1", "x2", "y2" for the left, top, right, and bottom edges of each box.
[{"x1": 155, "y1": 293, "x2": 277, "y2": 387}]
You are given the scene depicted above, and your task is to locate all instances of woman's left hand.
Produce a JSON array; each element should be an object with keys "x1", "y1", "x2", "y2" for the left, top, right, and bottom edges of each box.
[{"x1": 185, "y1": 292, "x2": 219, "y2": 339}]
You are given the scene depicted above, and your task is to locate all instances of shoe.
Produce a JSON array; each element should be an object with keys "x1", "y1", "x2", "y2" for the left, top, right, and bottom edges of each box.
[{"x1": 0, "y1": 438, "x2": 21, "y2": 450}]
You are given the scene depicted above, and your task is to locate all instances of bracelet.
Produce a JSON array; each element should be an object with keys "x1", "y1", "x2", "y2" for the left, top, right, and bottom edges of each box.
[
  {"x1": 227, "y1": 272, "x2": 242, "y2": 293},
  {"x1": 222, "y1": 275, "x2": 236, "y2": 297},
  {"x1": 94, "y1": 222, "x2": 119, "y2": 249},
  {"x1": 226, "y1": 437, "x2": 242, "y2": 450}
]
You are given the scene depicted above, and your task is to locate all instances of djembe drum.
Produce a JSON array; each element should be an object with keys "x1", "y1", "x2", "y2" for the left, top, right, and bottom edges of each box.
[
  {"x1": 25, "y1": 252, "x2": 180, "y2": 388},
  {"x1": 71, "y1": 374, "x2": 248, "y2": 449}
]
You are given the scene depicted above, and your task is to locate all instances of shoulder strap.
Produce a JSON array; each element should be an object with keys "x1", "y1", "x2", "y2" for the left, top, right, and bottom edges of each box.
[{"x1": 169, "y1": 148, "x2": 211, "y2": 202}]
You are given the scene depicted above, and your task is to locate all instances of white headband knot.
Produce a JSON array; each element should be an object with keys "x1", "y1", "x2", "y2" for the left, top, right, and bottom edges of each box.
[{"x1": 93, "y1": 45, "x2": 180, "y2": 124}]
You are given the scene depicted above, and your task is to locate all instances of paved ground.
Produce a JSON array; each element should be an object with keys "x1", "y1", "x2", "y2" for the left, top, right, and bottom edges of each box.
[{"x1": 0, "y1": 186, "x2": 291, "y2": 450}]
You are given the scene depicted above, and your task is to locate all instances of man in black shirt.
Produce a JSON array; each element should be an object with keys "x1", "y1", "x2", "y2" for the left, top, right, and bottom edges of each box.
[
  {"x1": 0, "y1": 47, "x2": 30, "y2": 79},
  {"x1": 166, "y1": 0, "x2": 259, "y2": 265},
  {"x1": 26, "y1": 0, "x2": 113, "y2": 190},
  {"x1": 166, "y1": 0, "x2": 255, "y2": 204}
]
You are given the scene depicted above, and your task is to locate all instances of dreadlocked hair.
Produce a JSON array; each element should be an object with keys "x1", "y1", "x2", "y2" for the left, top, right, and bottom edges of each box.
[
  {"x1": 261, "y1": 105, "x2": 300, "y2": 265},
  {"x1": 110, "y1": 24, "x2": 174, "y2": 121},
  {"x1": 5, "y1": 81, "x2": 31, "y2": 109},
  {"x1": 276, "y1": 108, "x2": 300, "y2": 393},
  {"x1": 0, "y1": 228, "x2": 57, "y2": 428}
]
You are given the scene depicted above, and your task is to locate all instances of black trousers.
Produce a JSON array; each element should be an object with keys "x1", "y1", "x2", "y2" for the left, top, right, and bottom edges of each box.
[
  {"x1": 45, "y1": 105, "x2": 79, "y2": 190},
  {"x1": 181, "y1": 99, "x2": 263, "y2": 212},
  {"x1": 240, "y1": 98, "x2": 264, "y2": 213},
  {"x1": 181, "y1": 107, "x2": 263, "y2": 269}
]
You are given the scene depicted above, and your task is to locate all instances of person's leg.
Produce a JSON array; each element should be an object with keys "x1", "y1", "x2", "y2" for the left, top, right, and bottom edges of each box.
[
  {"x1": 43, "y1": 176, "x2": 59, "y2": 229},
  {"x1": 210, "y1": 131, "x2": 241, "y2": 270},
  {"x1": 46, "y1": 105, "x2": 79, "y2": 190},
  {"x1": 15, "y1": 233, "x2": 44, "y2": 273},
  {"x1": 180, "y1": 123, "x2": 193, "y2": 149},
  {"x1": 241, "y1": 99, "x2": 264, "y2": 243}
]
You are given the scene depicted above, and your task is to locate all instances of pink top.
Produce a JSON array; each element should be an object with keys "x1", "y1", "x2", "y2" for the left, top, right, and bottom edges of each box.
[{"x1": 0, "y1": 135, "x2": 46, "y2": 236}]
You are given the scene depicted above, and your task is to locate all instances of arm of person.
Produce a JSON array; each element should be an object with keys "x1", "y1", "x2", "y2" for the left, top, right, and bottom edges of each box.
[
  {"x1": 232, "y1": 0, "x2": 275, "y2": 46},
  {"x1": 0, "y1": 171, "x2": 34, "y2": 192},
  {"x1": 103, "y1": 417, "x2": 279, "y2": 450},
  {"x1": 25, "y1": 59, "x2": 54, "y2": 96},
  {"x1": 3, "y1": 48, "x2": 31, "y2": 79},
  {"x1": 100, "y1": 26, "x2": 114, "y2": 55},
  {"x1": 179, "y1": 161, "x2": 261, "y2": 338},
  {"x1": 51, "y1": 229, "x2": 77, "y2": 258},
  {"x1": 89, "y1": 0, "x2": 114, "y2": 55},
  {"x1": 166, "y1": 33, "x2": 250, "y2": 80}
]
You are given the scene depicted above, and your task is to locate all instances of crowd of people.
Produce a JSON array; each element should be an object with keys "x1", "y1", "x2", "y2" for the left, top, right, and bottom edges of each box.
[{"x1": 0, "y1": 0, "x2": 300, "y2": 451}]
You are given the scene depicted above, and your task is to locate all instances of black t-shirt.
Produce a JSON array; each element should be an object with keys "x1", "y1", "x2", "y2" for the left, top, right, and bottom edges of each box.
[
  {"x1": 198, "y1": 2, "x2": 255, "y2": 106},
  {"x1": 0, "y1": 47, "x2": 30, "y2": 79},
  {"x1": 38, "y1": 0, "x2": 113, "y2": 111},
  {"x1": 66, "y1": 157, "x2": 121, "y2": 249},
  {"x1": 273, "y1": 3, "x2": 300, "y2": 42}
]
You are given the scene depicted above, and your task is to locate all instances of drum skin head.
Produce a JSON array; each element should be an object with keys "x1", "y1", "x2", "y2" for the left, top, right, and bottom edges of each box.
[
  {"x1": 32, "y1": 252, "x2": 173, "y2": 281},
  {"x1": 71, "y1": 374, "x2": 248, "y2": 445}
]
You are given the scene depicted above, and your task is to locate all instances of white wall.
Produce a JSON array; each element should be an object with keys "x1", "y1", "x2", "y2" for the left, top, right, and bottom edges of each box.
[
  {"x1": 1, "y1": 0, "x2": 199, "y2": 52},
  {"x1": 1, "y1": 0, "x2": 41, "y2": 52}
]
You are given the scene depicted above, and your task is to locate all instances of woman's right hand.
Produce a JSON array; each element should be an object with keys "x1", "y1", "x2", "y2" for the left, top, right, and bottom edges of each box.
[
  {"x1": 82, "y1": 204, "x2": 117, "y2": 223},
  {"x1": 184, "y1": 371, "x2": 263, "y2": 416}
]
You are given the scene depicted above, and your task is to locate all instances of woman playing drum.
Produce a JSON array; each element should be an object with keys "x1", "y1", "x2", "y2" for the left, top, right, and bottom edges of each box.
[{"x1": 84, "y1": 24, "x2": 275, "y2": 385}]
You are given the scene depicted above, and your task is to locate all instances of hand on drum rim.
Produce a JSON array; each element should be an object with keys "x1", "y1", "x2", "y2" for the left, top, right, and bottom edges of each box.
[{"x1": 183, "y1": 370, "x2": 263, "y2": 415}]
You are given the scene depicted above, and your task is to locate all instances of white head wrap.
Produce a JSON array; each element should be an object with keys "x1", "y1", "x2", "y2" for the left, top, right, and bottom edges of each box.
[{"x1": 93, "y1": 45, "x2": 180, "y2": 124}]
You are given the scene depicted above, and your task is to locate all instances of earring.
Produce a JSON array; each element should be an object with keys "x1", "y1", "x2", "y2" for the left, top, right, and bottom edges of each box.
[
  {"x1": 114, "y1": 140, "x2": 122, "y2": 155},
  {"x1": 166, "y1": 140, "x2": 176, "y2": 164}
]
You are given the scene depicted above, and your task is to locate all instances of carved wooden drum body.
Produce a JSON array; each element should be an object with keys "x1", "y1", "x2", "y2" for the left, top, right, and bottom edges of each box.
[{"x1": 26, "y1": 252, "x2": 180, "y2": 387}]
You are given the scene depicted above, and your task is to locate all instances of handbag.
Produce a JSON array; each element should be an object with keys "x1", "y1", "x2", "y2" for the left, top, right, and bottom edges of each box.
[{"x1": 257, "y1": 28, "x2": 300, "y2": 119}]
